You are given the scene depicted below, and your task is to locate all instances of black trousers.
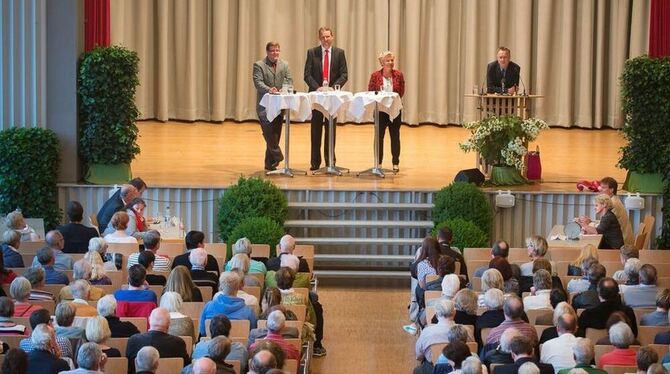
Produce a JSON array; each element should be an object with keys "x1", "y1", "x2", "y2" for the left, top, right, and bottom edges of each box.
[
  {"x1": 260, "y1": 114, "x2": 283, "y2": 169},
  {"x1": 378, "y1": 110, "x2": 401, "y2": 165},
  {"x1": 310, "y1": 110, "x2": 336, "y2": 168}
]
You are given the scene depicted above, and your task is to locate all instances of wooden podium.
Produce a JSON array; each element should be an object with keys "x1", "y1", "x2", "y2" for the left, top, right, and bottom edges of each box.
[{"x1": 465, "y1": 93, "x2": 543, "y2": 120}]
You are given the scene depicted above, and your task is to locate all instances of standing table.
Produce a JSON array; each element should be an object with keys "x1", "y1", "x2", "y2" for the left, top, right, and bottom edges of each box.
[
  {"x1": 307, "y1": 90, "x2": 354, "y2": 176},
  {"x1": 349, "y1": 91, "x2": 403, "y2": 178},
  {"x1": 260, "y1": 92, "x2": 312, "y2": 177}
]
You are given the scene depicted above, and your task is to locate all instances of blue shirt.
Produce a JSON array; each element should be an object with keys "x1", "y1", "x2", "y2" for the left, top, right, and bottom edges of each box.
[
  {"x1": 113, "y1": 289, "x2": 158, "y2": 304},
  {"x1": 2, "y1": 243, "x2": 24, "y2": 267},
  {"x1": 198, "y1": 294, "x2": 257, "y2": 335},
  {"x1": 44, "y1": 266, "x2": 69, "y2": 285}
]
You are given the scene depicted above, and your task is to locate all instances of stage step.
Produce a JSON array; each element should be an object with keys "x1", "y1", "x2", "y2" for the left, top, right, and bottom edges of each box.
[
  {"x1": 315, "y1": 254, "x2": 414, "y2": 261},
  {"x1": 284, "y1": 219, "x2": 433, "y2": 228},
  {"x1": 294, "y1": 237, "x2": 424, "y2": 246},
  {"x1": 289, "y1": 202, "x2": 433, "y2": 210},
  {"x1": 314, "y1": 269, "x2": 410, "y2": 278}
]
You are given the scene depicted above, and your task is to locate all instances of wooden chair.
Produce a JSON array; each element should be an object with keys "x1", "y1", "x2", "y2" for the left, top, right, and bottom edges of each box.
[
  {"x1": 426, "y1": 306, "x2": 437, "y2": 325},
  {"x1": 107, "y1": 338, "x2": 129, "y2": 357},
  {"x1": 642, "y1": 215, "x2": 656, "y2": 250},
  {"x1": 12, "y1": 317, "x2": 31, "y2": 334},
  {"x1": 508, "y1": 248, "x2": 530, "y2": 262},
  {"x1": 597, "y1": 250, "x2": 622, "y2": 262},
  {"x1": 648, "y1": 344, "x2": 670, "y2": 361},
  {"x1": 32, "y1": 299, "x2": 55, "y2": 314},
  {"x1": 293, "y1": 244, "x2": 315, "y2": 258},
  {"x1": 206, "y1": 319, "x2": 250, "y2": 339},
  {"x1": 1, "y1": 334, "x2": 26, "y2": 349},
  {"x1": 602, "y1": 261, "x2": 624, "y2": 276},
  {"x1": 634, "y1": 223, "x2": 648, "y2": 251},
  {"x1": 284, "y1": 304, "x2": 307, "y2": 322},
  {"x1": 534, "y1": 325, "x2": 553, "y2": 338},
  {"x1": 106, "y1": 271, "x2": 124, "y2": 287},
  {"x1": 480, "y1": 327, "x2": 492, "y2": 344},
  {"x1": 204, "y1": 243, "x2": 227, "y2": 261},
  {"x1": 17, "y1": 241, "x2": 46, "y2": 254},
  {"x1": 283, "y1": 358, "x2": 299, "y2": 374},
  {"x1": 197, "y1": 286, "x2": 213, "y2": 302},
  {"x1": 224, "y1": 360, "x2": 241, "y2": 374},
  {"x1": 120, "y1": 317, "x2": 148, "y2": 333},
  {"x1": 547, "y1": 249, "x2": 581, "y2": 262},
  {"x1": 467, "y1": 260, "x2": 489, "y2": 281},
  {"x1": 242, "y1": 286, "x2": 261, "y2": 300},
  {"x1": 257, "y1": 320, "x2": 304, "y2": 337},
  {"x1": 633, "y1": 308, "x2": 655, "y2": 324},
  {"x1": 658, "y1": 277, "x2": 670, "y2": 289},
  {"x1": 249, "y1": 272, "x2": 265, "y2": 285},
  {"x1": 555, "y1": 261, "x2": 570, "y2": 276},
  {"x1": 429, "y1": 341, "x2": 479, "y2": 364},
  {"x1": 425, "y1": 290, "x2": 442, "y2": 304},
  {"x1": 104, "y1": 357, "x2": 128, "y2": 374},
  {"x1": 180, "y1": 335, "x2": 193, "y2": 356},
  {"x1": 602, "y1": 366, "x2": 637, "y2": 374},
  {"x1": 654, "y1": 266, "x2": 670, "y2": 278},
  {"x1": 159, "y1": 242, "x2": 185, "y2": 257},
  {"x1": 464, "y1": 248, "x2": 493, "y2": 262},
  {"x1": 425, "y1": 274, "x2": 440, "y2": 283},
  {"x1": 181, "y1": 302, "x2": 205, "y2": 321},
  {"x1": 638, "y1": 326, "x2": 670, "y2": 346},
  {"x1": 525, "y1": 308, "x2": 553, "y2": 325},
  {"x1": 470, "y1": 277, "x2": 482, "y2": 291},
  {"x1": 156, "y1": 357, "x2": 184, "y2": 374},
  {"x1": 21, "y1": 254, "x2": 35, "y2": 267},
  {"x1": 639, "y1": 248, "x2": 670, "y2": 264},
  {"x1": 107, "y1": 242, "x2": 140, "y2": 256},
  {"x1": 251, "y1": 244, "x2": 270, "y2": 259},
  {"x1": 585, "y1": 328, "x2": 608, "y2": 344}
]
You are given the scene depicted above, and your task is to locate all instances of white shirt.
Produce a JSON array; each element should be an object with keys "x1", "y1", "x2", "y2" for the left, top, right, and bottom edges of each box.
[
  {"x1": 127, "y1": 252, "x2": 172, "y2": 272},
  {"x1": 540, "y1": 333, "x2": 578, "y2": 373},
  {"x1": 103, "y1": 231, "x2": 138, "y2": 244},
  {"x1": 523, "y1": 289, "x2": 552, "y2": 311}
]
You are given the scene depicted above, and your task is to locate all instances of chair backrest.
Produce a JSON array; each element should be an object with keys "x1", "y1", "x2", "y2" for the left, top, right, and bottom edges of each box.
[
  {"x1": 104, "y1": 357, "x2": 128, "y2": 374},
  {"x1": 425, "y1": 274, "x2": 440, "y2": 283},
  {"x1": 181, "y1": 302, "x2": 206, "y2": 321},
  {"x1": 251, "y1": 244, "x2": 270, "y2": 259},
  {"x1": 602, "y1": 365, "x2": 637, "y2": 374},
  {"x1": 32, "y1": 299, "x2": 55, "y2": 314},
  {"x1": 293, "y1": 244, "x2": 315, "y2": 258},
  {"x1": 547, "y1": 249, "x2": 581, "y2": 262},
  {"x1": 284, "y1": 304, "x2": 307, "y2": 321},
  {"x1": 224, "y1": 360, "x2": 241, "y2": 374},
  {"x1": 634, "y1": 223, "x2": 647, "y2": 250},
  {"x1": 242, "y1": 286, "x2": 261, "y2": 300},
  {"x1": 249, "y1": 272, "x2": 265, "y2": 285},
  {"x1": 158, "y1": 242, "x2": 185, "y2": 257},
  {"x1": 257, "y1": 319, "x2": 304, "y2": 337},
  {"x1": 17, "y1": 241, "x2": 47, "y2": 254},
  {"x1": 467, "y1": 260, "x2": 490, "y2": 281},
  {"x1": 12, "y1": 316, "x2": 31, "y2": 334},
  {"x1": 426, "y1": 306, "x2": 436, "y2": 325},
  {"x1": 534, "y1": 325, "x2": 553, "y2": 338},
  {"x1": 106, "y1": 271, "x2": 124, "y2": 287},
  {"x1": 204, "y1": 243, "x2": 227, "y2": 261},
  {"x1": 283, "y1": 358, "x2": 298, "y2": 374},
  {"x1": 120, "y1": 317, "x2": 148, "y2": 333},
  {"x1": 206, "y1": 319, "x2": 250, "y2": 339},
  {"x1": 463, "y1": 248, "x2": 492, "y2": 262},
  {"x1": 156, "y1": 357, "x2": 184, "y2": 374},
  {"x1": 648, "y1": 344, "x2": 670, "y2": 361},
  {"x1": 107, "y1": 338, "x2": 129, "y2": 357},
  {"x1": 642, "y1": 215, "x2": 656, "y2": 249},
  {"x1": 1, "y1": 334, "x2": 26, "y2": 349},
  {"x1": 429, "y1": 342, "x2": 479, "y2": 364},
  {"x1": 179, "y1": 335, "x2": 193, "y2": 356},
  {"x1": 471, "y1": 277, "x2": 482, "y2": 291},
  {"x1": 595, "y1": 345, "x2": 641, "y2": 367},
  {"x1": 197, "y1": 286, "x2": 213, "y2": 302},
  {"x1": 425, "y1": 290, "x2": 442, "y2": 304},
  {"x1": 107, "y1": 242, "x2": 140, "y2": 256},
  {"x1": 585, "y1": 328, "x2": 608, "y2": 344},
  {"x1": 480, "y1": 327, "x2": 492, "y2": 344},
  {"x1": 525, "y1": 308, "x2": 553, "y2": 325},
  {"x1": 639, "y1": 326, "x2": 670, "y2": 346},
  {"x1": 639, "y1": 248, "x2": 670, "y2": 264}
]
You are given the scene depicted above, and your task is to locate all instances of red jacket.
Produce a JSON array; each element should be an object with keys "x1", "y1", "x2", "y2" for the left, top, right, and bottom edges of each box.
[{"x1": 368, "y1": 69, "x2": 405, "y2": 97}]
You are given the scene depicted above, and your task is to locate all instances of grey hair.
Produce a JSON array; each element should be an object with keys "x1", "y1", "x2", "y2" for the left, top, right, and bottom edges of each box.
[
  {"x1": 2, "y1": 229, "x2": 20, "y2": 246},
  {"x1": 228, "y1": 253, "x2": 250, "y2": 274},
  {"x1": 135, "y1": 346, "x2": 160, "y2": 372},
  {"x1": 454, "y1": 288, "x2": 478, "y2": 315},
  {"x1": 77, "y1": 342, "x2": 103, "y2": 370},
  {"x1": 31, "y1": 323, "x2": 53, "y2": 350},
  {"x1": 279, "y1": 235, "x2": 295, "y2": 253},
  {"x1": 97, "y1": 294, "x2": 117, "y2": 317},
  {"x1": 70, "y1": 279, "x2": 91, "y2": 300},
  {"x1": 484, "y1": 288, "x2": 504, "y2": 310},
  {"x1": 533, "y1": 269, "x2": 552, "y2": 290},
  {"x1": 572, "y1": 337, "x2": 595, "y2": 365},
  {"x1": 159, "y1": 291, "x2": 183, "y2": 313},
  {"x1": 23, "y1": 266, "x2": 45, "y2": 287},
  {"x1": 207, "y1": 336, "x2": 232, "y2": 362},
  {"x1": 609, "y1": 321, "x2": 634, "y2": 348},
  {"x1": 446, "y1": 324, "x2": 469, "y2": 344},
  {"x1": 624, "y1": 258, "x2": 642, "y2": 278},
  {"x1": 232, "y1": 237, "x2": 252, "y2": 255},
  {"x1": 518, "y1": 362, "x2": 540, "y2": 374},
  {"x1": 441, "y1": 274, "x2": 461, "y2": 298},
  {"x1": 9, "y1": 276, "x2": 31, "y2": 301},
  {"x1": 73, "y1": 259, "x2": 92, "y2": 280},
  {"x1": 88, "y1": 237, "x2": 108, "y2": 255},
  {"x1": 266, "y1": 310, "x2": 286, "y2": 332},
  {"x1": 189, "y1": 247, "x2": 208, "y2": 267},
  {"x1": 500, "y1": 328, "x2": 521, "y2": 353},
  {"x1": 481, "y1": 268, "x2": 504, "y2": 292},
  {"x1": 461, "y1": 356, "x2": 482, "y2": 374},
  {"x1": 552, "y1": 302, "x2": 576, "y2": 326},
  {"x1": 192, "y1": 357, "x2": 217, "y2": 374},
  {"x1": 434, "y1": 298, "x2": 456, "y2": 319},
  {"x1": 218, "y1": 271, "x2": 240, "y2": 295}
]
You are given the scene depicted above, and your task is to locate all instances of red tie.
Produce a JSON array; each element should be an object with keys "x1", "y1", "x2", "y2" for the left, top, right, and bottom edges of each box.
[{"x1": 323, "y1": 50, "x2": 330, "y2": 83}]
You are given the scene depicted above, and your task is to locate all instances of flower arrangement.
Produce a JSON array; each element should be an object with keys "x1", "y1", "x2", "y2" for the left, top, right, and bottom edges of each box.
[{"x1": 459, "y1": 115, "x2": 548, "y2": 171}]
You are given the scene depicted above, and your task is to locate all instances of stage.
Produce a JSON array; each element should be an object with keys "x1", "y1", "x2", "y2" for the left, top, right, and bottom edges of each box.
[{"x1": 130, "y1": 120, "x2": 628, "y2": 192}]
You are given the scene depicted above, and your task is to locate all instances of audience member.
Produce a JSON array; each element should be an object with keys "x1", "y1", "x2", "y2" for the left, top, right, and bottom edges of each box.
[
  {"x1": 20, "y1": 309, "x2": 73, "y2": 358},
  {"x1": 160, "y1": 291, "x2": 196, "y2": 341},
  {"x1": 54, "y1": 302, "x2": 86, "y2": 340},
  {"x1": 482, "y1": 327, "x2": 519, "y2": 368},
  {"x1": 434, "y1": 324, "x2": 478, "y2": 370},
  {"x1": 571, "y1": 263, "x2": 607, "y2": 310},
  {"x1": 5, "y1": 211, "x2": 40, "y2": 242},
  {"x1": 164, "y1": 265, "x2": 203, "y2": 302},
  {"x1": 621, "y1": 264, "x2": 659, "y2": 308},
  {"x1": 61, "y1": 342, "x2": 107, "y2": 374},
  {"x1": 86, "y1": 315, "x2": 121, "y2": 357},
  {"x1": 0, "y1": 296, "x2": 26, "y2": 334},
  {"x1": 126, "y1": 307, "x2": 190, "y2": 373},
  {"x1": 613, "y1": 245, "x2": 639, "y2": 283},
  {"x1": 495, "y1": 335, "x2": 553, "y2": 374},
  {"x1": 87, "y1": 237, "x2": 117, "y2": 272},
  {"x1": 249, "y1": 310, "x2": 300, "y2": 360},
  {"x1": 2, "y1": 229, "x2": 24, "y2": 267},
  {"x1": 248, "y1": 349, "x2": 278, "y2": 374},
  {"x1": 103, "y1": 211, "x2": 138, "y2": 244},
  {"x1": 577, "y1": 277, "x2": 637, "y2": 337},
  {"x1": 520, "y1": 236, "x2": 554, "y2": 276},
  {"x1": 25, "y1": 324, "x2": 70, "y2": 374},
  {"x1": 1, "y1": 348, "x2": 28, "y2": 374},
  {"x1": 415, "y1": 299, "x2": 459, "y2": 363},
  {"x1": 478, "y1": 269, "x2": 504, "y2": 307},
  {"x1": 461, "y1": 356, "x2": 484, "y2": 374},
  {"x1": 600, "y1": 177, "x2": 634, "y2": 245},
  {"x1": 192, "y1": 314, "x2": 248, "y2": 371},
  {"x1": 535, "y1": 288, "x2": 568, "y2": 325},
  {"x1": 172, "y1": 231, "x2": 220, "y2": 274},
  {"x1": 127, "y1": 230, "x2": 171, "y2": 272},
  {"x1": 646, "y1": 364, "x2": 667, "y2": 374},
  {"x1": 10, "y1": 277, "x2": 44, "y2": 317},
  {"x1": 114, "y1": 264, "x2": 158, "y2": 303},
  {"x1": 486, "y1": 295, "x2": 538, "y2": 348},
  {"x1": 189, "y1": 247, "x2": 220, "y2": 296},
  {"x1": 441, "y1": 341, "x2": 471, "y2": 373},
  {"x1": 437, "y1": 227, "x2": 469, "y2": 282},
  {"x1": 69, "y1": 279, "x2": 98, "y2": 316},
  {"x1": 539, "y1": 302, "x2": 577, "y2": 344},
  {"x1": 118, "y1": 197, "x2": 149, "y2": 240},
  {"x1": 540, "y1": 314, "x2": 579, "y2": 372},
  {"x1": 96, "y1": 183, "x2": 140, "y2": 233},
  {"x1": 58, "y1": 259, "x2": 105, "y2": 302},
  {"x1": 453, "y1": 288, "x2": 478, "y2": 326},
  {"x1": 97, "y1": 295, "x2": 141, "y2": 338},
  {"x1": 595, "y1": 311, "x2": 641, "y2": 346},
  {"x1": 476, "y1": 288, "x2": 505, "y2": 345},
  {"x1": 597, "y1": 322, "x2": 636, "y2": 368},
  {"x1": 135, "y1": 346, "x2": 160, "y2": 374},
  {"x1": 266, "y1": 234, "x2": 310, "y2": 272},
  {"x1": 56, "y1": 201, "x2": 99, "y2": 254},
  {"x1": 640, "y1": 288, "x2": 670, "y2": 326},
  {"x1": 199, "y1": 271, "x2": 257, "y2": 336},
  {"x1": 413, "y1": 237, "x2": 443, "y2": 289},
  {"x1": 227, "y1": 253, "x2": 263, "y2": 288},
  {"x1": 578, "y1": 194, "x2": 625, "y2": 249},
  {"x1": 21, "y1": 267, "x2": 54, "y2": 301},
  {"x1": 473, "y1": 240, "x2": 515, "y2": 277},
  {"x1": 0, "y1": 251, "x2": 17, "y2": 285},
  {"x1": 224, "y1": 237, "x2": 268, "y2": 274},
  {"x1": 568, "y1": 245, "x2": 599, "y2": 276},
  {"x1": 556, "y1": 337, "x2": 606, "y2": 374},
  {"x1": 138, "y1": 251, "x2": 167, "y2": 286},
  {"x1": 489, "y1": 256, "x2": 520, "y2": 295},
  {"x1": 33, "y1": 246, "x2": 69, "y2": 284},
  {"x1": 567, "y1": 257, "x2": 599, "y2": 294},
  {"x1": 417, "y1": 255, "x2": 456, "y2": 309},
  {"x1": 31, "y1": 231, "x2": 74, "y2": 271},
  {"x1": 636, "y1": 347, "x2": 659, "y2": 374},
  {"x1": 523, "y1": 269, "x2": 552, "y2": 311}
]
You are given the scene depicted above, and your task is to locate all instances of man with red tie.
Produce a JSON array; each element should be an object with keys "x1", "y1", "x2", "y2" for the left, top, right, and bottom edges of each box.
[{"x1": 304, "y1": 27, "x2": 349, "y2": 171}]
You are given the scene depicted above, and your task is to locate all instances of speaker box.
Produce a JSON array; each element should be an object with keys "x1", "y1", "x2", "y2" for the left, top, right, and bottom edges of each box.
[{"x1": 454, "y1": 168, "x2": 485, "y2": 186}]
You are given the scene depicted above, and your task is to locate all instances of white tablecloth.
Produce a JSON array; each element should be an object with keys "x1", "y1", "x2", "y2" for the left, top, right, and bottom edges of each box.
[
  {"x1": 307, "y1": 90, "x2": 354, "y2": 119},
  {"x1": 348, "y1": 91, "x2": 403, "y2": 122},
  {"x1": 260, "y1": 92, "x2": 312, "y2": 122}
]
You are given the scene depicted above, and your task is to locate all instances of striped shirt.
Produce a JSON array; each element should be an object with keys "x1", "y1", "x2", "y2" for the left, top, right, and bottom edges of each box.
[
  {"x1": 486, "y1": 319, "x2": 538, "y2": 347},
  {"x1": 127, "y1": 251, "x2": 171, "y2": 272}
]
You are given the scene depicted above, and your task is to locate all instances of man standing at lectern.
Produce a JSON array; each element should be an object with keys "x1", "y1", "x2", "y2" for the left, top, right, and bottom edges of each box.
[
  {"x1": 487, "y1": 47, "x2": 520, "y2": 94},
  {"x1": 304, "y1": 27, "x2": 348, "y2": 171},
  {"x1": 253, "y1": 41, "x2": 293, "y2": 171}
]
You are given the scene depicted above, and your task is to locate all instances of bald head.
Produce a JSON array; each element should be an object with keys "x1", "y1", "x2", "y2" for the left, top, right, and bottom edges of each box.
[
  {"x1": 279, "y1": 235, "x2": 295, "y2": 254},
  {"x1": 503, "y1": 295, "x2": 524, "y2": 320},
  {"x1": 45, "y1": 230, "x2": 64, "y2": 250},
  {"x1": 557, "y1": 313, "x2": 577, "y2": 335},
  {"x1": 120, "y1": 184, "x2": 139, "y2": 203},
  {"x1": 251, "y1": 350, "x2": 277, "y2": 372},
  {"x1": 149, "y1": 307, "x2": 170, "y2": 332},
  {"x1": 192, "y1": 358, "x2": 216, "y2": 374}
]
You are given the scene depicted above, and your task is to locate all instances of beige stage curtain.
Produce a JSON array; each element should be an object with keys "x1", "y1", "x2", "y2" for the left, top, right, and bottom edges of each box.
[{"x1": 111, "y1": 0, "x2": 649, "y2": 128}]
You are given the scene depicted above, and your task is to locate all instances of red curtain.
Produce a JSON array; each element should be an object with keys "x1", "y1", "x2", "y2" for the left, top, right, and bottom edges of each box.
[
  {"x1": 84, "y1": 0, "x2": 110, "y2": 51},
  {"x1": 649, "y1": 0, "x2": 670, "y2": 57}
]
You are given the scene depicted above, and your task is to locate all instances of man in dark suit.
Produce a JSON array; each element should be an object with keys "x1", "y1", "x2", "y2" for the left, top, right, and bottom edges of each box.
[
  {"x1": 572, "y1": 263, "x2": 606, "y2": 310},
  {"x1": 96, "y1": 184, "x2": 139, "y2": 233},
  {"x1": 577, "y1": 277, "x2": 638, "y2": 337},
  {"x1": 495, "y1": 335, "x2": 554, "y2": 374},
  {"x1": 253, "y1": 41, "x2": 293, "y2": 171},
  {"x1": 171, "y1": 231, "x2": 220, "y2": 275},
  {"x1": 303, "y1": 26, "x2": 348, "y2": 171},
  {"x1": 437, "y1": 227, "x2": 468, "y2": 283},
  {"x1": 126, "y1": 307, "x2": 190, "y2": 374},
  {"x1": 486, "y1": 47, "x2": 520, "y2": 94},
  {"x1": 57, "y1": 201, "x2": 99, "y2": 253}
]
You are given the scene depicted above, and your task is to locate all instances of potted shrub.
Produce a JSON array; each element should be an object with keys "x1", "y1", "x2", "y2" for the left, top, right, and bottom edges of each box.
[
  {"x1": 78, "y1": 45, "x2": 140, "y2": 184},
  {"x1": 433, "y1": 219, "x2": 489, "y2": 250},
  {"x1": 0, "y1": 128, "x2": 61, "y2": 229},
  {"x1": 227, "y1": 216, "x2": 284, "y2": 258},
  {"x1": 460, "y1": 114, "x2": 548, "y2": 186},
  {"x1": 432, "y1": 182, "x2": 492, "y2": 236}
]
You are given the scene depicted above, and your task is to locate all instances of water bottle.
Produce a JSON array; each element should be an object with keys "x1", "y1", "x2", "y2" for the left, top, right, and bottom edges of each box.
[
  {"x1": 282, "y1": 77, "x2": 289, "y2": 94},
  {"x1": 164, "y1": 206, "x2": 171, "y2": 228}
]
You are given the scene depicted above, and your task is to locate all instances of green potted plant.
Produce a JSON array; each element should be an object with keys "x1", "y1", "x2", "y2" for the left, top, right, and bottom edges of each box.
[
  {"x1": 0, "y1": 128, "x2": 61, "y2": 229},
  {"x1": 432, "y1": 181, "x2": 492, "y2": 236},
  {"x1": 460, "y1": 114, "x2": 548, "y2": 186},
  {"x1": 433, "y1": 219, "x2": 489, "y2": 250},
  {"x1": 618, "y1": 55, "x2": 670, "y2": 194},
  {"x1": 78, "y1": 45, "x2": 140, "y2": 184}
]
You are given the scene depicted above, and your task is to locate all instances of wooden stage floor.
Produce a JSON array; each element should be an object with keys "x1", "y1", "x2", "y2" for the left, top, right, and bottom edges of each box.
[{"x1": 133, "y1": 120, "x2": 627, "y2": 192}]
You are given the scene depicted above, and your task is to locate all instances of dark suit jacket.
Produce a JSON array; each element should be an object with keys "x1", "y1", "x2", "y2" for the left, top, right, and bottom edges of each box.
[
  {"x1": 495, "y1": 356, "x2": 554, "y2": 374},
  {"x1": 440, "y1": 243, "x2": 469, "y2": 282},
  {"x1": 56, "y1": 223, "x2": 99, "y2": 253},
  {"x1": 266, "y1": 253, "x2": 310, "y2": 272},
  {"x1": 476, "y1": 309, "x2": 506, "y2": 345},
  {"x1": 172, "y1": 251, "x2": 220, "y2": 275},
  {"x1": 126, "y1": 330, "x2": 191, "y2": 373},
  {"x1": 304, "y1": 46, "x2": 348, "y2": 91},
  {"x1": 486, "y1": 61, "x2": 520, "y2": 94},
  {"x1": 572, "y1": 287, "x2": 600, "y2": 310},
  {"x1": 597, "y1": 210, "x2": 624, "y2": 249},
  {"x1": 26, "y1": 349, "x2": 70, "y2": 374},
  {"x1": 577, "y1": 298, "x2": 638, "y2": 337},
  {"x1": 655, "y1": 331, "x2": 670, "y2": 344},
  {"x1": 190, "y1": 269, "x2": 219, "y2": 297},
  {"x1": 96, "y1": 190, "x2": 124, "y2": 232},
  {"x1": 107, "y1": 315, "x2": 141, "y2": 338}
]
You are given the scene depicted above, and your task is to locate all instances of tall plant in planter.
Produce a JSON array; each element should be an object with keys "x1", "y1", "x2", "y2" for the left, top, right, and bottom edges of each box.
[
  {"x1": 78, "y1": 45, "x2": 140, "y2": 184},
  {"x1": 0, "y1": 128, "x2": 61, "y2": 229},
  {"x1": 619, "y1": 56, "x2": 670, "y2": 247}
]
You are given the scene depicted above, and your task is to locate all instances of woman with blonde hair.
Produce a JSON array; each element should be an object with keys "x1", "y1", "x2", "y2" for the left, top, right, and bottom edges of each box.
[
  {"x1": 477, "y1": 269, "x2": 504, "y2": 307},
  {"x1": 86, "y1": 315, "x2": 121, "y2": 357},
  {"x1": 521, "y1": 235, "x2": 556, "y2": 276},
  {"x1": 83, "y1": 250, "x2": 112, "y2": 285},
  {"x1": 4, "y1": 210, "x2": 40, "y2": 241},
  {"x1": 88, "y1": 237, "x2": 117, "y2": 272},
  {"x1": 160, "y1": 291, "x2": 196, "y2": 340},
  {"x1": 568, "y1": 244, "x2": 599, "y2": 276},
  {"x1": 163, "y1": 265, "x2": 203, "y2": 302},
  {"x1": 578, "y1": 194, "x2": 624, "y2": 249}
]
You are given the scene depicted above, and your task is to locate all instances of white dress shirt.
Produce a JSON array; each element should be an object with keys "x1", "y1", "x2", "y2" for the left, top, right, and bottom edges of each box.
[{"x1": 540, "y1": 332, "x2": 578, "y2": 373}]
